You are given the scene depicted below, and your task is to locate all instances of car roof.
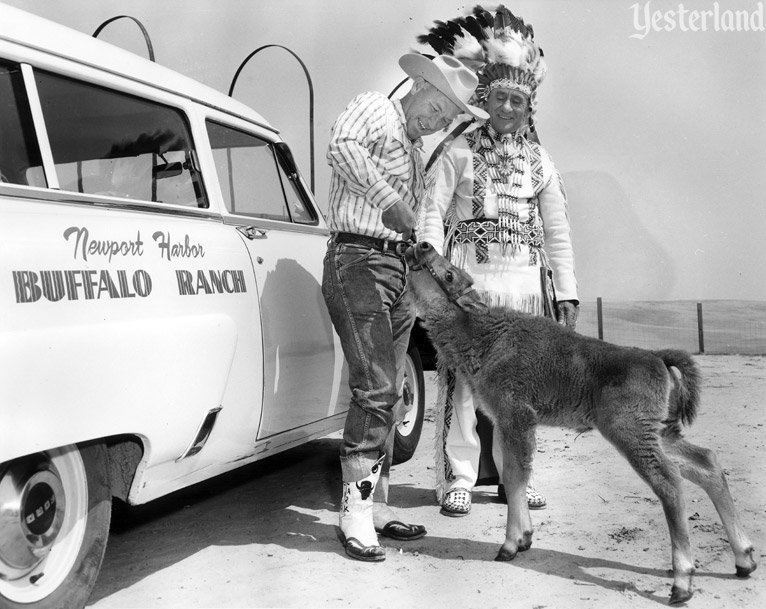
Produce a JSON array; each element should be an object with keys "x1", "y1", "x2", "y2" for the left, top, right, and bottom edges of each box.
[{"x1": 0, "y1": 2, "x2": 277, "y2": 134}]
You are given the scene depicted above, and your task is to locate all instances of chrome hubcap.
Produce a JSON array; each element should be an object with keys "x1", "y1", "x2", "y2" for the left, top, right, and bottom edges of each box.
[
  {"x1": 0, "y1": 446, "x2": 89, "y2": 604},
  {"x1": 0, "y1": 457, "x2": 66, "y2": 580},
  {"x1": 397, "y1": 355, "x2": 418, "y2": 437}
]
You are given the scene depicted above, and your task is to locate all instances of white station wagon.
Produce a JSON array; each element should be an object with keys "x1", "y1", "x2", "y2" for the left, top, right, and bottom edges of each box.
[{"x1": 0, "y1": 5, "x2": 426, "y2": 608}]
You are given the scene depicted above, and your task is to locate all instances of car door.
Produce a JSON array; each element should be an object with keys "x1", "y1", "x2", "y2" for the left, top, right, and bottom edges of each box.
[
  {"x1": 203, "y1": 116, "x2": 349, "y2": 439},
  {"x1": 0, "y1": 59, "x2": 264, "y2": 480}
]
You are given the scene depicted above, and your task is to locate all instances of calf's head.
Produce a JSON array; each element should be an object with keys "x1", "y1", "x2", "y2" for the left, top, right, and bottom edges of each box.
[{"x1": 404, "y1": 242, "x2": 486, "y2": 313}]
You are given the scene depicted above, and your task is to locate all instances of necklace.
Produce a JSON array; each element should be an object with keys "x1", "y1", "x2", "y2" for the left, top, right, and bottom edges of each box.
[{"x1": 476, "y1": 124, "x2": 526, "y2": 248}]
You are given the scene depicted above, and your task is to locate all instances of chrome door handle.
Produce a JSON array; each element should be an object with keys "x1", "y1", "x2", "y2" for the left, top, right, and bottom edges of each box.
[{"x1": 237, "y1": 226, "x2": 268, "y2": 240}]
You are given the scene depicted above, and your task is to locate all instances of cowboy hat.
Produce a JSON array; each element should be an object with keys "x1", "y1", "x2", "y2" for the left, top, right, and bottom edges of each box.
[{"x1": 398, "y1": 53, "x2": 488, "y2": 121}]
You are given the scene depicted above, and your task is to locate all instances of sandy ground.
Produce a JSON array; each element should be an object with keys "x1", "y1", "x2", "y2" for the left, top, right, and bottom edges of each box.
[{"x1": 87, "y1": 355, "x2": 765, "y2": 609}]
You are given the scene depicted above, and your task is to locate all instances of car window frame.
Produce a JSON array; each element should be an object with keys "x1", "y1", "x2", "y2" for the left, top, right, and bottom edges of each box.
[
  {"x1": 194, "y1": 110, "x2": 328, "y2": 234},
  {"x1": 0, "y1": 50, "x2": 221, "y2": 219},
  {"x1": 204, "y1": 117, "x2": 320, "y2": 227}
]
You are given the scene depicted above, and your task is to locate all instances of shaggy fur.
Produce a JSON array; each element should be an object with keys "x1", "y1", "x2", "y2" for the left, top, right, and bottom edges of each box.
[{"x1": 405, "y1": 242, "x2": 756, "y2": 605}]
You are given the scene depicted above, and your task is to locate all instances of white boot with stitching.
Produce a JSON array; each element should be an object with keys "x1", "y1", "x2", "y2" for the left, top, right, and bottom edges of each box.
[{"x1": 339, "y1": 455, "x2": 385, "y2": 562}]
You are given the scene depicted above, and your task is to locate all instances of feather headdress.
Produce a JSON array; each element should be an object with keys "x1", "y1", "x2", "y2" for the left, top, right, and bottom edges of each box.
[{"x1": 417, "y1": 5, "x2": 547, "y2": 119}]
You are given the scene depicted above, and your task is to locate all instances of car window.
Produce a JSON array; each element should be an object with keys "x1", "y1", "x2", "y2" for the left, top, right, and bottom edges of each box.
[
  {"x1": 206, "y1": 120, "x2": 317, "y2": 225},
  {"x1": 0, "y1": 61, "x2": 45, "y2": 186},
  {"x1": 31, "y1": 69, "x2": 207, "y2": 208}
]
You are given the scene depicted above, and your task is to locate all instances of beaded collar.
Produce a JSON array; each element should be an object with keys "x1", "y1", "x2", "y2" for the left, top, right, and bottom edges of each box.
[
  {"x1": 454, "y1": 124, "x2": 546, "y2": 264},
  {"x1": 477, "y1": 124, "x2": 526, "y2": 231}
]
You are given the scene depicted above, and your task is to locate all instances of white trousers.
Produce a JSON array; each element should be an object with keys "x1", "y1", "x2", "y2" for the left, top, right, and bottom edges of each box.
[{"x1": 444, "y1": 373, "x2": 504, "y2": 492}]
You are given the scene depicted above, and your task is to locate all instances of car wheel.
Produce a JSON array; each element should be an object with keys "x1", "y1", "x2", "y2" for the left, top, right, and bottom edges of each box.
[
  {"x1": 0, "y1": 442, "x2": 111, "y2": 609},
  {"x1": 393, "y1": 341, "x2": 426, "y2": 465}
]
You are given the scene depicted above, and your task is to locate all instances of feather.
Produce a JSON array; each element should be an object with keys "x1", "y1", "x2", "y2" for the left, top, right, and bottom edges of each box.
[
  {"x1": 419, "y1": 17, "x2": 471, "y2": 55},
  {"x1": 461, "y1": 15, "x2": 488, "y2": 42},
  {"x1": 445, "y1": 19, "x2": 463, "y2": 39},
  {"x1": 427, "y1": 32, "x2": 449, "y2": 55},
  {"x1": 494, "y1": 6, "x2": 511, "y2": 36},
  {"x1": 473, "y1": 6, "x2": 494, "y2": 27},
  {"x1": 484, "y1": 35, "x2": 523, "y2": 69},
  {"x1": 472, "y1": 5, "x2": 495, "y2": 40},
  {"x1": 451, "y1": 26, "x2": 486, "y2": 70},
  {"x1": 418, "y1": 20, "x2": 452, "y2": 54}
]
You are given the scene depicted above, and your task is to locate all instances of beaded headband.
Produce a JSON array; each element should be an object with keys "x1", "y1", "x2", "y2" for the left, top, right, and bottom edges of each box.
[{"x1": 488, "y1": 79, "x2": 532, "y2": 96}]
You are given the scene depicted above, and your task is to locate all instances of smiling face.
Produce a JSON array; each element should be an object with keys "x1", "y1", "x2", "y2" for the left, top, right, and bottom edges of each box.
[
  {"x1": 400, "y1": 78, "x2": 461, "y2": 141},
  {"x1": 486, "y1": 87, "x2": 531, "y2": 134}
]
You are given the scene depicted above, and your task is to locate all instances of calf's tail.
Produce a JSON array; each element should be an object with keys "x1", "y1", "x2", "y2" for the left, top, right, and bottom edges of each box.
[{"x1": 654, "y1": 349, "x2": 701, "y2": 427}]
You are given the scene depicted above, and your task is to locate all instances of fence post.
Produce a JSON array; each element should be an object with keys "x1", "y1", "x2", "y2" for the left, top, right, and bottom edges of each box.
[
  {"x1": 597, "y1": 297, "x2": 604, "y2": 340},
  {"x1": 697, "y1": 302, "x2": 705, "y2": 354}
]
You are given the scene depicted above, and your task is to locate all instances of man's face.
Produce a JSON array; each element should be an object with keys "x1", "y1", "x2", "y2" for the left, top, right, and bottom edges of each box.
[
  {"x1": 403, "y1": 81, "x2": 461, "y2": 141},
  {"x1": 487, "y1": 87, "x2": 531, "y2": 134}
]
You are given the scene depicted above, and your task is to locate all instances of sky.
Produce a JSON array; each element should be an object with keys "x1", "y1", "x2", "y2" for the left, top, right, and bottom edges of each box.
[{"x1": 4, "y1": 0, "x2": 765, "y2": 301}]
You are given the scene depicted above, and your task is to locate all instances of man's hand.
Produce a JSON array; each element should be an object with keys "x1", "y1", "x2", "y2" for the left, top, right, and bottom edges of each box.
[
  {"x1": 557, "y1": 300, "x2": 579, "y2": 329},
  {"x1": 381, "y1": 200, "x2": 415, "y2": 241}
]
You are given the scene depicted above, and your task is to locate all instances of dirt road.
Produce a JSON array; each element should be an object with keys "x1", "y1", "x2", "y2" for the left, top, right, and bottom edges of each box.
[{"x1": 87, "y1": 355, "x2": 765, "y2": 609}]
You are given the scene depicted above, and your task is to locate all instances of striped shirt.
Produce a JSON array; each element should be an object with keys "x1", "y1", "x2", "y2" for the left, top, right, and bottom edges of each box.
[{"x1": 326, "y1": 91, "x2": 428, "y2": 240}]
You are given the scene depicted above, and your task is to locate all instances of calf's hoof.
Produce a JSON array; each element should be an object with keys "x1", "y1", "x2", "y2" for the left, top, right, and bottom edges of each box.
[
  {"x1": 736, "y1": 564, "x2": 757, "y2": 578},
  {"x1": 519, "y1": 531, "x2": 533, "y2": 552},
  {"x1": 669, "y1": 585, "x2": 693, "y2": 605},
  {"x1": 495, "y1": 546, "x2": 517, "y2": 562},
  {"x1": 735, "y1": 546, "x2": 757, "y2": 578}
]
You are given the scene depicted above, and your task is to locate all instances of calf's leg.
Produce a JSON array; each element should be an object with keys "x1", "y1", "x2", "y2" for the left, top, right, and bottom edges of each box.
[
  {"x1": 663, "y1": 436, "x2": 757, "y2": 577},
  {"x1": 600, "y1": 414, "x2": 695, "y2": 604},
  {"x1": 487, "y1": 399, "x2": 536, "y2": 561}
]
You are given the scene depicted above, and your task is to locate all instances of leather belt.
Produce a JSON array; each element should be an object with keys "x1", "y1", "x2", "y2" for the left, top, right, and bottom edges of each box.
[{"x1": 333, "y1": 232, "x2": 409, "y2": 256}]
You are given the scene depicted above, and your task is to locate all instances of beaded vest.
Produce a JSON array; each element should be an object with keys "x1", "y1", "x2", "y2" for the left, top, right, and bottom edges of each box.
[{"x1": 446, "y1": 124, "x2": 546, "y2": 264}]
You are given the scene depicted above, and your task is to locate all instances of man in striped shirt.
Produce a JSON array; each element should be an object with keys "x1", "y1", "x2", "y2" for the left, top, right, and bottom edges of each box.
[{"x1": 322, "y1": 54, "x2": 487, "y2": 562}]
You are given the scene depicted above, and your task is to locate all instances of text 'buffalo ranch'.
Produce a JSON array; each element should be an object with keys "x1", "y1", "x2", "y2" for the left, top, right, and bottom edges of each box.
[
  {"x1": 12, "y1": 226, "x2": 247, "y2": 302},
  {"x1": 12, "y1": 269, "x2": 248, "y2": 302}
]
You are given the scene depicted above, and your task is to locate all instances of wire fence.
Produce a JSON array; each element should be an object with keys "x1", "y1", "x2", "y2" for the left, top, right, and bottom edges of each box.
[{"x1": 575, "y1": 299, "x2": 766, "y2": 355}]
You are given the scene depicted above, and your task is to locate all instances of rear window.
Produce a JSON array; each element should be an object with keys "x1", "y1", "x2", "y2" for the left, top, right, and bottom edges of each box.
[{"x1": 32, "y1": 69, "x2": 207, "y2": 208}]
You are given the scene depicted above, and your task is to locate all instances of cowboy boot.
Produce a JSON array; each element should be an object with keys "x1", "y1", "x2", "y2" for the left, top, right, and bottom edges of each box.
[{"x1": 339, "y1": 455, "x2": 386, "y2": 562}]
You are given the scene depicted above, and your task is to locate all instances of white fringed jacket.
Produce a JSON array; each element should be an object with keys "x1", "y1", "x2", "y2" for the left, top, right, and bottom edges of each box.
[{"x1": 419, "y1": 129, "x2": 578, "y2": 312}]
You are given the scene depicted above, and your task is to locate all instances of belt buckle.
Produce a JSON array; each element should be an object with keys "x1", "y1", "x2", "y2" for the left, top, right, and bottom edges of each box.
[{"x1": 394, "y1": 241, "x2": 408, "y2": 256}]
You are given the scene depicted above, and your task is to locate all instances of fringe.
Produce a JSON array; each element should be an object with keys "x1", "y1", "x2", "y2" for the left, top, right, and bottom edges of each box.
[
  {"x1": 433, "y1": 360, "x2": 454, "y2": 504},
  {"x1": 475, "y1": 289, "x2": 544, "y2": 316}
]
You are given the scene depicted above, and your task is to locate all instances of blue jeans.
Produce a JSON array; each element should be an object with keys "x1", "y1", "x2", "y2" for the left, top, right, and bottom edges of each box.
[{"x1": 322, "y1": 240, "x2": 415, "y2": 503}]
